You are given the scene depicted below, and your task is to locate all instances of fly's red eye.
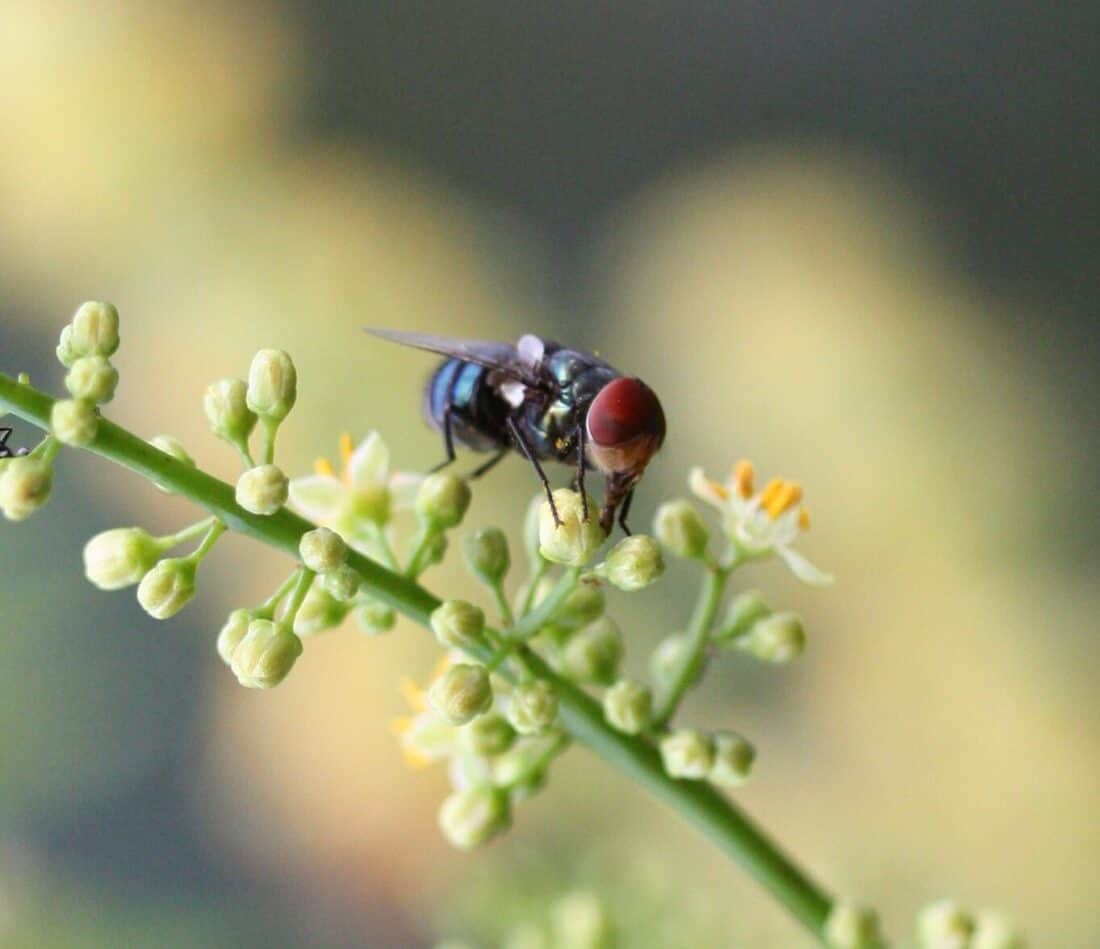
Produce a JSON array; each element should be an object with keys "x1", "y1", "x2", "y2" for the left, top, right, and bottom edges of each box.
[{"x1": 587, "y1": 377, "x2": 666, "y2": 448}]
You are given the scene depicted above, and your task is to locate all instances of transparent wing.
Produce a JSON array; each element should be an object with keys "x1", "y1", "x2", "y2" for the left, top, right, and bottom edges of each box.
[{"x1": 365, "y1": 328, "x2": 543, "y2": 385}]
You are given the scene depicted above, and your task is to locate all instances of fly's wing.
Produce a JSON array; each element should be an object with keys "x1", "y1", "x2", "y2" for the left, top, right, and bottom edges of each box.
[{"x1": 365, "y1": 328, "x2": 548, "y2": 388}]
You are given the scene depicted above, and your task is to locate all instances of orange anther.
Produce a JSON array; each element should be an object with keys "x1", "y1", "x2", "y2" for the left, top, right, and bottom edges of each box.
[
  {"x1": 313, "y1": 457, "x2": 336, "y2": 477},
  {"x1": 733, "y1": 459, "x2": 755, "y2": 499}
]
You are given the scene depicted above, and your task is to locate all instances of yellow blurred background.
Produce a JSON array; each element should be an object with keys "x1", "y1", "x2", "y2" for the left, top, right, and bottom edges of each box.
[{"x1": 1, "y1": 2, "x2": 1097, "y2": 946}]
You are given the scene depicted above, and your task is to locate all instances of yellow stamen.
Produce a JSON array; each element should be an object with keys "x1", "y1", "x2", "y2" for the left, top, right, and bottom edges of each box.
[
  {"x1": 390, "y1": 715, "x2": 413, "y2": 737},
  {"x1": 401, "y1": 745, "x2": 434, "y2": 769},
  {"x1": 398, "y1": 675, "x2": 427, "y2": 712},
  {"x1": 706, "y1": 477, "x2": 729, "y2": 500},
  {"x1": 759, "y1": 477, "x2": 784, "y2": 510},
  {"x1": 763, "y1": 480, "x2": 803, "y2": 519},
  {"x1": 798, "y1": 507, "x2": 811, "y2": 530},
  {"x1": 339, "y1": 432, "x2": 354, "y2": 485},
  {"x1": 313, "y1": 457, "x2": 336, "y2": 477},
  {"x1": 733, "y1": 459, "x2": 755, "y2": 499}
]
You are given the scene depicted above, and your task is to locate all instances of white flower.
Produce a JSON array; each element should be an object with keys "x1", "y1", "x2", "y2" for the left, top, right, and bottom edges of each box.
[
  {"x1": 689, "y1": 459, "x2": 832, "y2": 586},
  {"x1": 288, "y1": 432, "x2": 420, "y2": 556}
]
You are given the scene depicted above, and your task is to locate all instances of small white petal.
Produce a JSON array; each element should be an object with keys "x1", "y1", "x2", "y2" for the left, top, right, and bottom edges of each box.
[
  {"x1": 688, "y1": 467, "x2": 728, "y2": 510},
  {"x1": 388, "y1": 471, "x2": 424, "y2": 511},
  {"x1": 287, "y1": 474, "x2": 343, "y2": 522},
  {"x1": 777, "y1": 546, "x2": 834, "y2": 586},
  {"x1": 347, "y1": 431, "x2": 390, "y2": 488}
]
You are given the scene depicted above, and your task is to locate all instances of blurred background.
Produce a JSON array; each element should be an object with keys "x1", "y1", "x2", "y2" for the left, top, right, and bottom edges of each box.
[{"x1": 1, "y1": 1, "x2": 1097, "y2": 946}]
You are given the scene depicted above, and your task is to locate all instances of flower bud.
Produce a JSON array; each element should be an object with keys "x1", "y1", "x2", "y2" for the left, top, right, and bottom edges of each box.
[
  {"x1": 235, "y1": 464, "x2": 288, "y2": 515},
  {"x1": 824, "y1": 903, "x2": 886, "y2": 949},
  {"x1": 430, "y1": 599, "x2": 486, "y2": 650},
  {"x1": 460, "y1": 712, "x2": 516, "y2": 757},
  {"x1": 602, "y1": 679, "x2": 652, "y2": 735},
  {"x1": 736, "y1": 611, "x2": 805, "y2": 663},
  {"x1": 150, "y1": 434, "x2": 196, "y2": 494},
  {"x1": 562, "y1": 616, "x2": 623, "y2": 685},
  {"x1": 83, "y1": 527, "x2": 163, "y2": 590},
  {"x1": 298, "y1": 526, "x2": 347, "y2": 573},
  {"x1": 293, "y1": 584, "x2": 349, "y2": 636},
  {"x1": 56, "y1": 324, "x2": 79, "y2": 368},
  {"x1": 0, "y1": 456, "x2": 53, "y2": 520},
  {"x1": 216, "y1": 609, "x2": 254, "y2": 666},
  {"x1": 462, "y1": 526, "x2": 510, "y2": 585},
  {"x1": 916, "y1": 900, "x2": 975, "y2": 949},
  {"x1": 491, "y1": 738, "x2": 553, "y2": 798},
  {"x1": 64, "y1": 355, "x2": 118, "y2": 404},
  {"x1": 713, "y1": 590, "x2": 772, "y2": 645},
  {"x1": 659, "y1": 729, "x2": 714, "y2": 780},
  {"x1": 648, "y1": 633, "x2": 693, "y2": 691},
  {"x1": 69, "y1": 301, "x2": 120, "y2": 357},
  {"x1": 555, "y1": 583, "x2": 605, "y2": 630},
  {"x1": 654, "y1": 498, "x2": 709, "y2": 559},
  {"x1": 438, "y1": 785, "x2": 511, "y2": 850},
  {"x1": 320, "y1": 564, "x2": 360, "y2": 602},
  {"x1": 507, "y1": 679, "x2": 559, "y2": 735},
  {"x1": 708, "y1": 731, "x2": 755, "y2": 789},
  {"x1": 136, "y1": 557, "x2": 197, "y2": 619},
  {"x1": 246, "y1": 348, "x2": 297, "y2": 421},
  {"x1": 355, "y1": 597, "x2": 396, "y2": 636},
  {"x1": 428, "y1": 663, "x2": 493, "y2": 725},
  {"x1": 231, "y1": 619, "x2": 303, "y2": 688},
  {"x1": 596, "y1": 534, "x2": 664, "y2": 591},
  {"x1": 538, "y1": 489, "x2": 605, "y2": 566},
  {"x1": 971, "y1": 912, "x2": 1024, "y2": 949},
  {"x1": 415, "y1": 471, "x2": 471, "y2": 529},
  {"x1": 552, "y1": 892, "x2": 611, "y2": 949},
  {"x1": 203, "y1": 377, "x2": 257, "y2": 443},
  {"x1": 50, "y1": 398, "x2": 99, "y2": 446}
]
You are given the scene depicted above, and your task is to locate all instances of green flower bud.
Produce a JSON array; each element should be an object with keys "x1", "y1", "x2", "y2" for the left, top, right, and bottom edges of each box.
[
  {"x1": 246, "y1": 348, "x2": 297, "y2": 421},
  {"x1": 69, "y1": 301, "x2": 120, "y2": 357},
  {"x1": 649, "y1": 633, "x2": 694, "y2": 691},
  {"x1": 355, "y1": 597, "x2": 396, "y2": 636},
  {"x1": 235, "y1": 464, "x2": 288, "y2": 515},
  {"x1": 64, "y1": 355, "x2": 118, "y2": 404},
  {"x1": 203, "y1": 377, "x2": 257, "y2": 444},
  {"x1": 50, "y1": 398, "x2": 99, "y2": 446},
  {"x1": 602, "y1": 679, "x2": 652, "y2": 735},
  {"x1": 916, "y1": 900, "x2": 975, "y2": 949},
  {"x1": 216, "y1": 609, "x2": 254, "y2": 666},
  {"x1": 459, "y1": 712, "x2": 516, "y2": 757},
  {"x1": 555, "y1": 583, "x2": 605, "y2": 631},
  {"x1": 596, "y1": 534, "x2": 664, "y2": 591},
  {"x1": 150, "y1": 435, "x2": 196, "y2": 494},
  {"x1": 438, "y1": 785, "x2": 511, "y2": 850},
  {"x1": 562, "y1": 616, "x2": 622, "y2": 685},
  {"x1": 83, "y1": 526, "x2": 163, "y2": 590},
  {"x1": 971, "y1": 912, "x2": 1024, "y2": 949},
  {"x1": 56, "y1": 324, "x2": 79, "y2": 368},
  {"x1": 462, "y1": 526, "x2": 510, "y2": 585},
  {"x1": 321, "y1": 563, "x2": 360, "y2": 602},
  {"x1": 824, "y1": 903, "x2": 886, "y2": 949},
  {"x1": 416, "y1": 471, "x2": 471, "y2": 529},
  {"x1": 508, "y1": 679, "x2": 559, "y2": 735},
  {"x1": 538, "y1": 489, "x2": 605, "y2": 567},
  {"x1": 659, "y1": 729, "x2": 714, "y2": 780},
  {"x1": 654, "y1": 498, "x2": 709, "y2": 559},
  {"x1": 430, "y1": 599, "x2": 486, "y2": 650},
  {"x1": 231, "y1": 618, "x2": 303, "y2": 689},
  {"x1": 552, "y1": 891, "x2": 612, "y2": 949},
  {"x1": 0, "y1": 456, "x2": 53, "y2": 520},
  {"x1": 736, "y1": 611, "x2": 805, "y2": 663},
  {"x1": 714, "y1": 590, "x2": 772, "y2": 645},
  {"x1": 136, "y1": 557, "x2": 197, "y2": 619},
  {"x1": 428, "y1": 663, "x2": 493, "y2": 725},
  {"x1": 297, "y1": 526, "x2": 347, "y2": 573},
  {"x1": 708, "y1": 731, "x2": 755, "y2": 789},
  {"x1": 293, "y1": 584, "x2": 350, "y2": 636}
]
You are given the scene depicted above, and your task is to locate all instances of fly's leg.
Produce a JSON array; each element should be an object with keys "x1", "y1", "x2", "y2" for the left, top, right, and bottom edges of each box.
[
  {"x1": 574, "y1": 422, "x2": 589, "y2": 522},
  {"x1": 468, "y1": 447, "x2": 508, "y2": 479},
  {"x1": 506, "y1": 415, "x2": 560, "y2": 526},
  {"x1": 617, "y1": 487, "x2": 635, "y2": 536},
  {"x1": 428, "y1": 405, "x2": 457, "y2": 473}
]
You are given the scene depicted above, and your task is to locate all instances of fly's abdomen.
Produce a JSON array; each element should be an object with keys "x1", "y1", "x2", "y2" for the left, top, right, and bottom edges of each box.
[{"x1": 422, "y1": 358, "x2": 509, "y2": 453}]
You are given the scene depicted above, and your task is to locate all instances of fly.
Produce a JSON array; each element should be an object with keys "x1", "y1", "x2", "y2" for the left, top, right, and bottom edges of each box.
[{"x1": 366, "y1": 330, "x2": 666, "y2": 535}]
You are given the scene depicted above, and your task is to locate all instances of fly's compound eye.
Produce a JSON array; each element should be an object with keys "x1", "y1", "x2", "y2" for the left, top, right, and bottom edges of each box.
[{"x1": 586, "y1": 377, "x2": 666, "y2": 476}]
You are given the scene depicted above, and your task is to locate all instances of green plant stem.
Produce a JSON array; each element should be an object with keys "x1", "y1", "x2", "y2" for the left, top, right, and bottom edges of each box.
[
  {"x1": 281, "y1": 567, "x2": 315, "y2": 626},
  {"x1": 0, "y1": 371, "x2": 835, "y2": 942},
  {"x1": 651, "y1": 564, "x2": 728, "y2": 729},
  {"x1": 507, "y1": 567, "x2": 580, "y2": 640}
]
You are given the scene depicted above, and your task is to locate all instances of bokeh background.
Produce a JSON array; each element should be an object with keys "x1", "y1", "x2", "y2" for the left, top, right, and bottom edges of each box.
[{"x1": 1, "y1": 2, "x2": 1098, "y2": 946}]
